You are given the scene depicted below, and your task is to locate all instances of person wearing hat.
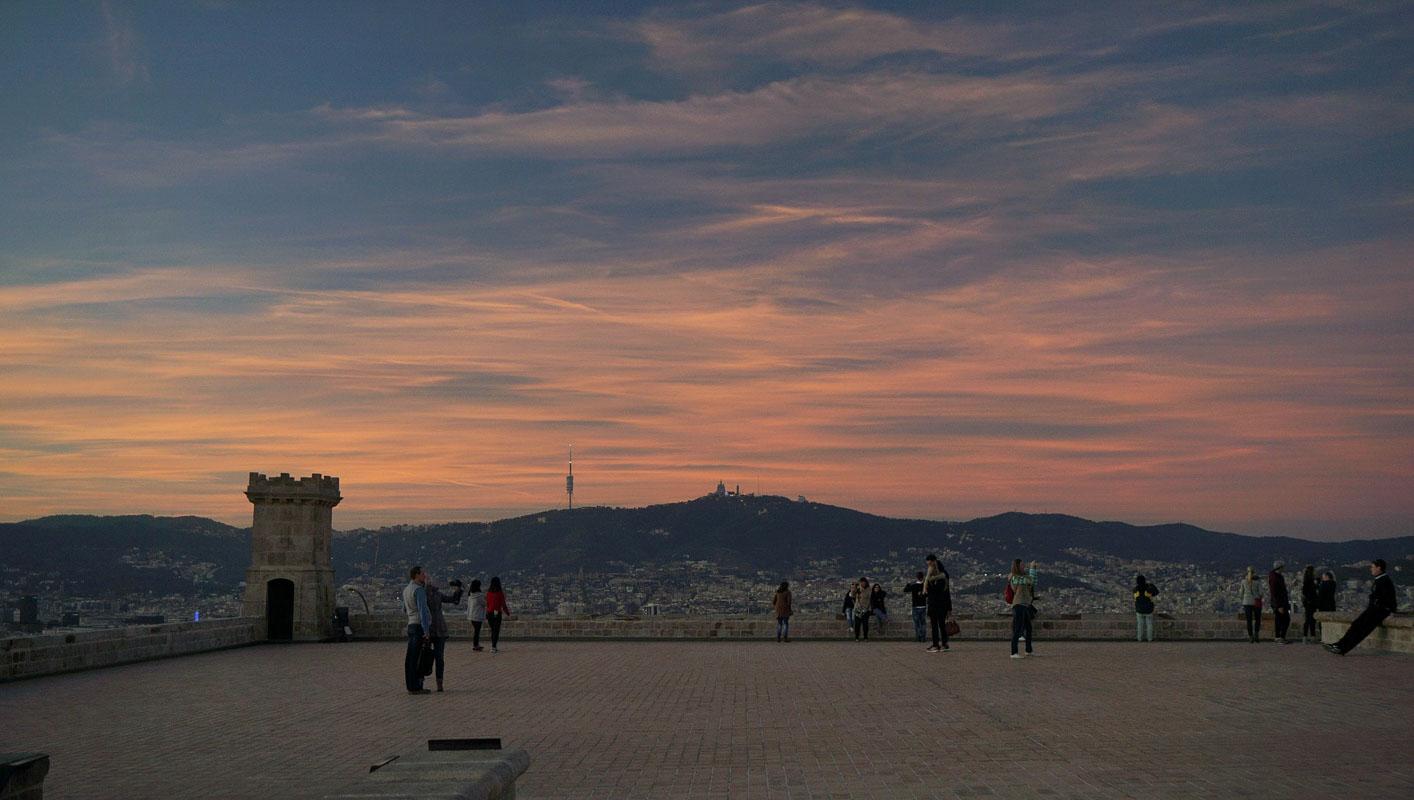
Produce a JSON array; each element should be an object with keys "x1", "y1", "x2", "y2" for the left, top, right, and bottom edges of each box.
[{"x1": 1268, "y1": 561, "x2": 1292, "y2": 644}]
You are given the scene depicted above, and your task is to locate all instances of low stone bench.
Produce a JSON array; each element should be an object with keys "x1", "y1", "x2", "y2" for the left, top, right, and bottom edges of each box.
[
  {"x1": 1318, "y1": 611, "x2": 1412, "y2": 654},
  {"x1": 323, "y1": 748, "x2": 530, "y2": 800},
  {"x1": 0, "y1": 753, "x2": 50, "y2": 800}
]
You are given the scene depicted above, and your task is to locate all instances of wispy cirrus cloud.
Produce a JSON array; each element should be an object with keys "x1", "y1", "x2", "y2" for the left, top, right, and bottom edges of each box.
[{"x1": 0, "y1": 1, "x2": 1410, "y2": 537}]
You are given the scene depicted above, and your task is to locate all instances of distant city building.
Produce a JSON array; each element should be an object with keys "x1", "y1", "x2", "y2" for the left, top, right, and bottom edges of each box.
[
  {"x1": 557, "y1": 601, "x2": 588, "y2": 617},
  {"x1": 641, "y1": 603, "x2": 661, "y2": 616},
  {"x1": 798, "y1": 495, "x2": 807, "y2": 503},
  {"x1": 715, "y1": 480, "x2": 726, "y2": 497}
]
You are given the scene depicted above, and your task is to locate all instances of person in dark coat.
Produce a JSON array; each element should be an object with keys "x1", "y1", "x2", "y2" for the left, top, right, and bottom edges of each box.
[
  {"x1": 923, "y1": 554, "x2": 952, "y2": 653},
  {"x1": 1300, "y1": 565, "x2": 1319, "y2": 643},
  {"x1": 1326, "y1": 560, "x2": 1399, "y2": 655},
  {"x1": 1316, "y1": 571, "x2": 1338, "y2": 613},
  {"x1": 904, "y1": 572, "x2": 928, "y2": 642},
  {"x1": 1268, "y1": 562, "x2": 1292, "y2": 644}
]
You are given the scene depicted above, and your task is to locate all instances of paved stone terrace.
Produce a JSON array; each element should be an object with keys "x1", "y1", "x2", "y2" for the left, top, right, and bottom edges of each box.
[{"x1": 1, "y1": 639, "x2": 1411, "y2": 799}]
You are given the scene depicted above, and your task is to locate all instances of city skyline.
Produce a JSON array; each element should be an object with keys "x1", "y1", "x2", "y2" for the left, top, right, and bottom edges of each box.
[{"x1": 2, "y1": 2, "x2": 1412, "y2": 539}]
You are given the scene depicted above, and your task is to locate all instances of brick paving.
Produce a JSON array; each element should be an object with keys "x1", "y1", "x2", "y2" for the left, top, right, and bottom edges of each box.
[{"x1": 2, "y1": 639, "x2": 1411, "y2": 799}]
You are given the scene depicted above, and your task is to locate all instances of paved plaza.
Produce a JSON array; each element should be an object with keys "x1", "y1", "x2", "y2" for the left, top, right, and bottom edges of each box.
[{"x1": 2, "y1": 639, "x2": 1411, "y2": 799}]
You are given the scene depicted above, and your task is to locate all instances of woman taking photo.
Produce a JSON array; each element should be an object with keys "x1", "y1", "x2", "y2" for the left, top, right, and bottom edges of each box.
[
  {"x1": 1008, "y1": 559, "x2": 1038, "y2": 659},
  {"x1": 485, "y1": 576, "x2": 511, "y2": 653}
]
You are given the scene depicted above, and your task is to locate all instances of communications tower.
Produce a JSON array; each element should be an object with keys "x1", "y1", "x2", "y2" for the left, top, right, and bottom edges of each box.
[{"x1": 566, "y1": 446, "x2": 574, "y2": 511}]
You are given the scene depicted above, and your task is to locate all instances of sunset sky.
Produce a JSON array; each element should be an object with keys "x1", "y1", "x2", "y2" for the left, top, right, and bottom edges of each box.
[{"x1": 1, "y1": 2, "x2": 1411, "y2": 537}]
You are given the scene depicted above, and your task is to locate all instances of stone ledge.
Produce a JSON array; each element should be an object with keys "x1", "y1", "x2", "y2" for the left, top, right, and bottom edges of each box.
[
  {"x1": 343, "y1": 613, "x2": 1302, "y2": 642},
  {"x1": 0, "y1": 618, "x2": 266, "y2": 682},
  {"x1": 1317, "y1": 611, "x2": 1411, "y2": 654},
  {"x1": 323, "y1": 748, "x2": 530, "y2": 800}
]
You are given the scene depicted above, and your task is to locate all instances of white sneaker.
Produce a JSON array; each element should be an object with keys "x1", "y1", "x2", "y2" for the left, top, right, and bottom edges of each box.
[
  {"x1": 1026, "y1": 651, "x2": 1039, "y2": 657},
  {"x1": 1011, "y1": 653, "x2": 1024, "y2": 659}
]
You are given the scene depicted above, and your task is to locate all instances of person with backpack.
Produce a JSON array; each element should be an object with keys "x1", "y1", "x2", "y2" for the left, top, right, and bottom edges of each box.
[
  {"x1": 904, "y1": 572, "x2": 928, "y2": 642},
  {"x1": 923, "y1": 554, "x2": 951, "y2": 653},
  {"x1": 1008, "y1": 559, "x2": 1038, "y2": 659},
  {"x1": 465, "y1": 578, "x2": 487, "y2": 652},
  {"x1": 1300, "y1": 565, "x2": 1319, "y2": 643},
  {"x1": 772, "y1": 581, "x2": 793, "y2": 642},
  {"x1": 485, "y1": 576, "x2": 510, "y2": 653},
  {"x1": 1238, "y1": 567, "x2": 1263, "y2": 643},
  {"x1": 1268, "y1": 561, "x2": 1292, "y2": 644},
  {"x1": 851, "y1": 578, "x2": 872, "y2": 641},
  {"x1": 1134, "y1": 575, "x2": 1158, "y2": 642}
]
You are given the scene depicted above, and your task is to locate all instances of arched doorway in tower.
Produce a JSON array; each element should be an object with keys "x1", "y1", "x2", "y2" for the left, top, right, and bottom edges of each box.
[{"x1": 266, "y1": 578, "x2": 294, "y2": 641}]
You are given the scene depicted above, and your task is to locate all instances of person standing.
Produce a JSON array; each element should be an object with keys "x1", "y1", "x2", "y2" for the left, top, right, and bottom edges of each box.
[
  {"x1": 851, "y1": 578, "x2": 872, "y2": 641},
  {"x1": 1300, "y1": 565, "x2": 1319, "y2": 643},
  {"x1": 870, "y1": 583, "x2": 889, "y2": 635},
  {"x1": 1268, "y1": 561, "x2": 1292, "y2": 644},
  {"x1": 904, "y1": 572, "x2": 928, "y2": 643},
  {"x1": 923, "y1": 554, "x2": 951, "y2": 653},
  {"x1": 842, "y1": 584, "x2": 857, "y2": 633},
  {"x1": 1317, "y1": 571, "x2": 1338, "y2": 615},
  {"x1": 425, "y1": 576, "x2": 464, "y2": 692},
  {"x1": 402, "y1": 565, "x2": 432, "y2": 694},
  {"x1": 485, "y1": 576, "x2": 511, "y2": 653},
  {"x1": 466, "y1": 579, "x2": 487, "y2": 652},
  {"x1": 1326, "y1": 560, "x2": 1399, "y2": 656},
  {"x1": 1134, "y1": 575, "x2": 1158, "y2": 642},
  {"x1": 772, "y1": 581, "x2": 793, "y2": 642},
  {"x1": 1238, "y1": 567, "x2": 1263, "y2": 643},
  {"x1": 1009, "y1": 559, "x2": 1037, "y2": 659}
]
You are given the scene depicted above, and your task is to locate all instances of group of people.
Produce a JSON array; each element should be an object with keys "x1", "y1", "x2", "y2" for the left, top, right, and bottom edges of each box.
[
  {"x1": 822, "y1": 555, "x2": 962, "y2": 652},
  {"x1": 1236, "y1": 562, "x2": 1338, "y2": 644},
  {"x1": 402, "y1": 566, "x2": 510, "y2": 695},
  {"x1": 840, "y1": 576, "x2": 891, "y2": 640}
]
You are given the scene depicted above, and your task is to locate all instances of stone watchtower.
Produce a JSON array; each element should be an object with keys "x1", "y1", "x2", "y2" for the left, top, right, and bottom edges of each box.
[{"x1": 241, "y1": 472, "x2": 341, "y2": 641}]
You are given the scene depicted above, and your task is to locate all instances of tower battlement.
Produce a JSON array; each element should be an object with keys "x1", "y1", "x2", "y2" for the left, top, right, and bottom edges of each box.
[{"x1": 245, "y1": 472, "x2": 341, "y2": 505}]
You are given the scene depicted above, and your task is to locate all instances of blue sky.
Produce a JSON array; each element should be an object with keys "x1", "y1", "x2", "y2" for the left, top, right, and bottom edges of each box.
[{"x1": 0, "y1": 1, "x2": 1410, "y2": 537}]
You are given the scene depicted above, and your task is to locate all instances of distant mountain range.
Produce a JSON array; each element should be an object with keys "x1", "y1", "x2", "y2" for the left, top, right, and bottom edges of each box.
[{"x1": 2, "y1": 495, "x2": 1409, "y2": 597}]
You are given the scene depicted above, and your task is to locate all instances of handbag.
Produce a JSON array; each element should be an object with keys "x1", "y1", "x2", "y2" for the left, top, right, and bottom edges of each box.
[
  {"x1": 945, "y1": 616, "x2": 961, "y2": 637},
  {"x1": 417, "y1": 638, "x2": 436, "y2": 676}
]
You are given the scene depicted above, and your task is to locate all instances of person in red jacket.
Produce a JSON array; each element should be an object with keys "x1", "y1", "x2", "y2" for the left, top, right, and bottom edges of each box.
[{"x1": 485, "y1": 576, "x2": 511, "y2": 653}]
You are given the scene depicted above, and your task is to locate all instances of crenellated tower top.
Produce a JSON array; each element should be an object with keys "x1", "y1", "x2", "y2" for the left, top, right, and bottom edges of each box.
[{"x1": 245, "y1": 472, "x2": 342, "y2": 506}]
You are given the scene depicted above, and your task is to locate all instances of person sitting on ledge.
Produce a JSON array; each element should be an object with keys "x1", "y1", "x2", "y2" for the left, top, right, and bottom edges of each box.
[{"x1": 1325, "y1": 559, "x2": 1398, "y2": 656}]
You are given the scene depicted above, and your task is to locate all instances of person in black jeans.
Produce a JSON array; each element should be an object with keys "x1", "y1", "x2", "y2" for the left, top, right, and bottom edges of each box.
[
  {"x1": 1008, "y1": 559, "x2": 1037, "y2": 658},
  {"x1": 1300, "y1": 565, "x2": 1319, "y2": 643},
  {"x1": 1268, "y1": 562, "x2": 1292, "y2": 644},
  {"x1": 1326, "y1": 560, "x2": 1398, "y2": 655},
  {"x1": 923, "y1": 554, "x2": 951, "y2": 652},
  {"x1": 904, "y1": 573, "x2": 927, "y2": 642}
]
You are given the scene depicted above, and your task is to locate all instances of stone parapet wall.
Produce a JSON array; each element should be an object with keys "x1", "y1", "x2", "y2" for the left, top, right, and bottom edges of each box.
[
  {"x1": 347, "y1": 612, "x2": 1264, "y2": 642},
  {"x1": 1318, "y1": 612, "x2": 1412, "y2": 654},
  {"x1": 0, "y1": 617, "x2": 265, "y2": 682}
]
